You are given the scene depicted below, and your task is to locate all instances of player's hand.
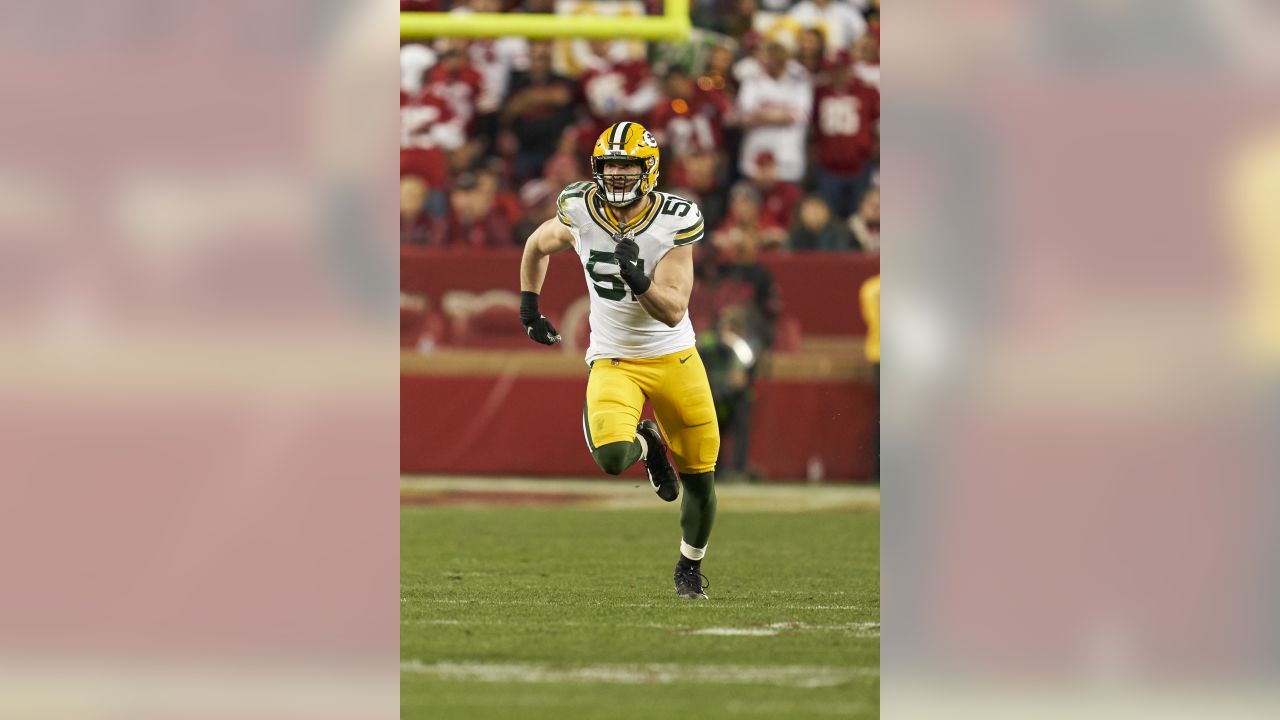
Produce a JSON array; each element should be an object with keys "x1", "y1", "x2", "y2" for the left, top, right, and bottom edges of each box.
[
  {"x1": 523, "y1": 315, "x2": 562, "y2": 345},
  {"x1": 612, "y1": 234, "x2": 651, "y2": 296},
  {"x1": 519, "y1": 291, "x2": 561, "y2": 346},
  {"x1": 613, "y1": 234, "x2": 639, "y2": 268}
]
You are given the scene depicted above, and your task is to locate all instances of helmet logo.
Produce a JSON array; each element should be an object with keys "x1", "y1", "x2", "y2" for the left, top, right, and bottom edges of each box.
[{"x1": 641, "y1": 130, "x2": 658, "y2": 148}]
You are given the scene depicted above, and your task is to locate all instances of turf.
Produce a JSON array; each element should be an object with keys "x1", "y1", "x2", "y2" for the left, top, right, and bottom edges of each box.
[{"x1": 401, "y1": 488, "x2": 879, "y2": 719}]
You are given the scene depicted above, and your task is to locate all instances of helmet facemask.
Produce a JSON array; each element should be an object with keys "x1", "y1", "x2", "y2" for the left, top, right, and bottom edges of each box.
[{"x1": 593, "y1": 157, "x2": 648, "y2": 207}]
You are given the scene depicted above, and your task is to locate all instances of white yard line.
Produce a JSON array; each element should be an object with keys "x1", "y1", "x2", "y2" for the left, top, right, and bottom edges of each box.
[
  {"x1": 401, "y1": 661, "x2": 877, "y2": 688},
  {"x1": 402, "y1": 618, "x2": 880, "y2": 637}
]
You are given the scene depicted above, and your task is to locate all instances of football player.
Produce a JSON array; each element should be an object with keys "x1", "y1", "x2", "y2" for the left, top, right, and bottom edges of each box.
[{"x1": 518, "y1": 122, "x2": 718, "y2": 600}]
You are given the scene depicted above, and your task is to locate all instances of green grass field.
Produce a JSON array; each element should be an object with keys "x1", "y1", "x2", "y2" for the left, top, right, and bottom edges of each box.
[{"x1": 401, "y1": 479, "x2": 880, "y2": 719}]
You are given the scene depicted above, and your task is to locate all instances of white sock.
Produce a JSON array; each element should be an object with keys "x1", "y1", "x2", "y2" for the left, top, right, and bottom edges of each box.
[
  {"x1": 636, "y1": 433, "x2": 649, "y2": 460},
  {"x1": 680, "y1": 540, "x2": 706, "y2": 561}
]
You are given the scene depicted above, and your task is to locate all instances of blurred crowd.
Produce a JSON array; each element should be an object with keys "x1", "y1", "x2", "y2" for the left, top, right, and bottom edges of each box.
[{"x1": 400, "y1": 0, "x2": 880, "y2": 257}]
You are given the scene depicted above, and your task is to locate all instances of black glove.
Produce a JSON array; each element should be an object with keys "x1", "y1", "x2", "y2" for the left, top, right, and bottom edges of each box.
[
  {"x1": 519, "y1": 291, "x2": 561, "y2": 345},
  {"x1": 612, "y1": 234, "x2": 652, "y2": 296}
]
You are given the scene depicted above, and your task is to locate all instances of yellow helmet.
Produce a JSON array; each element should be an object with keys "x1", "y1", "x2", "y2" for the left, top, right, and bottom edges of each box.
[{"x1": 591, "y1": 121, "x2": 660, "y2": 207}]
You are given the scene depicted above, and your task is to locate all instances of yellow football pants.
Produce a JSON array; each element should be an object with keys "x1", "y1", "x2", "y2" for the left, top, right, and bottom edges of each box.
[{"x1": 583, "y1": 348, "x2": 720, "y2": 474}]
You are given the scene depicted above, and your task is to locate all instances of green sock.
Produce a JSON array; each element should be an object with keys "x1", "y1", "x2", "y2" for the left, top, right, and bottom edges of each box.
[{"x1": 678, "y1": 471, "x2": 717, "y2": 549}]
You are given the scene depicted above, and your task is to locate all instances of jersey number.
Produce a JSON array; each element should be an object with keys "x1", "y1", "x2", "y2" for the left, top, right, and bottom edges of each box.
[
  {"x1": 819, "y1": 97, "x2": 861, "y2": 136},
  {"x1": 587, "y1": 250, "x2": 645, "y2": 302},
  {"x1": 661, "y1": 197, "x2": 692, "y2": 217}
]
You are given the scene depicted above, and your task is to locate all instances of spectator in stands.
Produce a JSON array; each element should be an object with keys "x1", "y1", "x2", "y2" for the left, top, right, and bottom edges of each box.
[
  {"x1": 426, "y1": 40, "x2": 484, "y2": 131},
  {"x1": 542, "y1": 135, "x2": 585, "y2": 192},
  {"x1": 475, "y1": 167, "x2": 523, "y2": 229},
  {"x1": 514, "y1": 178, "x2": 558, "y2": 241},
  {"x1": 852, "y1": 32, "x2": 880, "y2": 89},
  {"x1": 797, "y1": 27, "x2": 828, "y2": 77},
  {"x1": 750, "y1": 151, "x2": 803, "y2": 229},
  {"x1": 400, "y1": 85, "x2": 465, "y2": 191},
  {"x1": 849, "y1": 186, "x2": 880, "y2": 251},
  {"x1": 429, "y1": 171, "x2": 516, "y2": 247},
  {"x1": 559, "y1": 118, "x2": 602, "y2": 164},
  {"x1": 400, "y1": 175, "x2": 432, "y2": 246},
  {"x1": 789, "y1": 0, "x2": 869, "y2": 57},
  {"x1": 720, "y1": 0, "x2": 759, "y2": 40},
  {"x1": 650, "y1": 68, "x2": 735, "y2": 159},
  {"x1": 427, "y1": 40, "x2": 488, "y2": 175},
  {"x1": 579, "y1": 39, "x2": 661, "y2": 125},
  {"x1": 788, "y1": 195, "x2": 857, "y2": 251},
  {"x1": 812, "y1": 52, "x2": 879, "y2": 217},
  {"x1": 500, "y1": 40, "x2": 578, "y2": 183},
  {"x1": 700, "y1": 43, "x2": 739, "y2": 99},
  {"x1": 715, "y1": 182, "x2": 787, "y2": 257},
  {"x1": 737, "y1": 41, "x2": 812, "y2": 186}
]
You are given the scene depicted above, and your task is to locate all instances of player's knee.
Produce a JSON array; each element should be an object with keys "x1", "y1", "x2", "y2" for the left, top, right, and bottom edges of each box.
[{"x1": 592, "y1": 442, "x2": 634, "y2": 475}]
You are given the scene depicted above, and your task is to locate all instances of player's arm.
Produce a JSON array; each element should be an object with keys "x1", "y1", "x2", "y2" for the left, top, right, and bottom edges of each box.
[
  {"x1": 518, "y1": 218, "x2": 575, "y2": 345},
  {"x1": 615, "y1": 241, "x2": 694, "y2": 328},
  {"x1": 520, "y1": 217, "x2": 574, "y2": 293}
]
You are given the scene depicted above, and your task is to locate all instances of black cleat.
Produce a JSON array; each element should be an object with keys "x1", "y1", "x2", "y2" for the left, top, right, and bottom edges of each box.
[
  {"x1": 674, "y1": 562, "x2": 709, "y2": 600},
  {"x1": 636, "y1": 419, "x2": 679, "y2": 502}
]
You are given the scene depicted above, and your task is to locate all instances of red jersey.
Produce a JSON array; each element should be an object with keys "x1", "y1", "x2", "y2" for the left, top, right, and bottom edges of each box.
[
  {"x1": 492, "y1": 190, "x2": 523, "y2": 228},
  {"x1": 400, "y1": 90, "x2": 459, "y2": 187},
  {"x1": 759, "y1": 182, "x2": 803, "y2": 229},
  {"x1": 812, "y1": 79, "x2": 880, "y2": 174},
  {"x1": 580, "y1": 59, "x2": 657, "y2": 122},
  {"x1": 426, "y1": 63, "x2": 484, "y2": 129},
  {"x1": 649, "y1": 88, "x2": 735, "y2": 154}
]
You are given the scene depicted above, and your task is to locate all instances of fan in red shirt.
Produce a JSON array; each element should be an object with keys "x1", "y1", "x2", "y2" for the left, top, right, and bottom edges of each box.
[
  {"x1": 425, "y1": 41, "x2": 485, "y2": 133},
  {"x1": 427, "y1": 172, "x2": 515, "y2": 248},
  {"x1": 649, "y1": 68, "x2": 736, "y2": 157},
  {"x1": 811, "y1": 52, "x2": 879, "y2": 218},
  {"x1": 714, "y1": 182, "x2": 788, "y2": 256},
  {"x1": 751, "y1": 151, "x2": 804, "y2": 229},
  {"x1": 474, "y1": 167, "x2": 523, "y2": 229},
  {"x1": 400, "y1": 88, "x2": 465, "y2": 189},
  {"x1": 578, "y1": 40, "x2": 661, "y2": 125}
]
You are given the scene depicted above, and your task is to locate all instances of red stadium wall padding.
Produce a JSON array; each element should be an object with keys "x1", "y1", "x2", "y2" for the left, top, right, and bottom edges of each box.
[
  {"x1": 401, "y1": 372, "x2": 876, "y2": 481},
  {"x1": 401, "y1": 247, "x2": 880, "y2": 337}
]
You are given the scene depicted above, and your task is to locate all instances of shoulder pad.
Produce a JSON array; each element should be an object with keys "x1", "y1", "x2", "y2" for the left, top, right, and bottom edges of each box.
[
  {"x1": 556, "y1": 181, "x2": 594, "y2": 227},
  {"x1": 660, "y1": 194, "x2": 704, "y2": 247}
]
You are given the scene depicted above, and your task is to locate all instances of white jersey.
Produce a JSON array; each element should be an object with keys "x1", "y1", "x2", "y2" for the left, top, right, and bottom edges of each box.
[{"x1": 556, "y1": 181, "x2": 704, "y2": 364}]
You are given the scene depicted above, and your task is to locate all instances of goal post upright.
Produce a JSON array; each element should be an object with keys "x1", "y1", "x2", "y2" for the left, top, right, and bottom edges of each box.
[{"x1": 400, "y1": 0, "x2": 692, "y2": 40}]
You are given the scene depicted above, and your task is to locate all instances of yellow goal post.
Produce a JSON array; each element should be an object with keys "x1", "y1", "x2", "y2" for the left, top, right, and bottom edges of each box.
[{"x1": 400, "y1": 0, "x2": 691, "y2": 40}]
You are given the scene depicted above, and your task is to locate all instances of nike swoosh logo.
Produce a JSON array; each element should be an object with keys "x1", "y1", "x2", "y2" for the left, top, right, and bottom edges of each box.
[{"x1": 679, "y1": 355, "x2": 693, "y2": 364}]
